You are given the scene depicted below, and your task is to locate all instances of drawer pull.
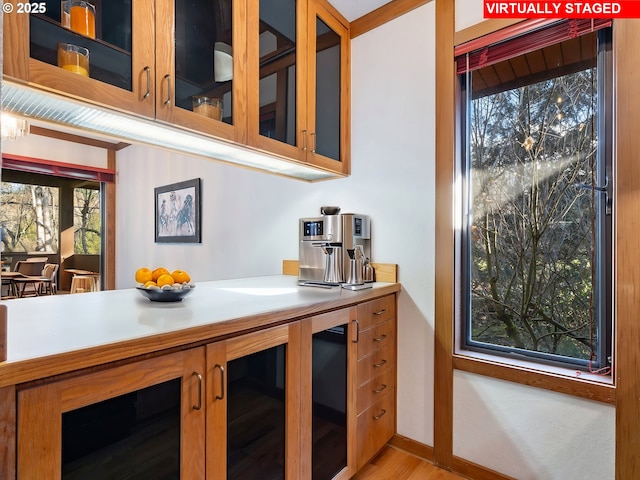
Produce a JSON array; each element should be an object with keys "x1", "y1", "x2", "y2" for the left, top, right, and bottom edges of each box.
[
  {"x1": 373, "y1": 359, "x2": 387, "y2": 368},
  {"x1": 373, "y1": 309, "x2": 387, "y2": 316},
  {"x1": 352, "y1": 319, "x2": 360, "y2": 343},
  {"x1": 214, "y1": 364, "x2": 225, "y2": 400},
  {"x1": 373, "y1": 334, "x2": 387, "y2": 342},
  {"x1": 192, "y1": 372, "x2": 203, "y2": 410},
  {"x1": 373, "y1": 384, "x2": 387, "y2": 394},
  {"x1": 373, "y1": 409, "x2": 387, "y2": 420}
]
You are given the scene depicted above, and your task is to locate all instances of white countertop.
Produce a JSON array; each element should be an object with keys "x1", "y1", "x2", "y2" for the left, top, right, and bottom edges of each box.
[{"x1": 0, "y1": 275, "x2": 399, "y2": 387}]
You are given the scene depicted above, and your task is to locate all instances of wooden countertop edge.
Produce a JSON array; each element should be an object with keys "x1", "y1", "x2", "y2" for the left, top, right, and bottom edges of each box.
[{"x1": 0, "y1": 282, "x2": 400, "y2": 388}]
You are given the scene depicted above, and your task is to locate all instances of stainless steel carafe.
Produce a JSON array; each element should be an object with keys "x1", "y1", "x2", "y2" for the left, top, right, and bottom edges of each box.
[
  {"x1": 322, "y1": 246, "x2": 342, "y2": 284},
  {"x1": 346, "y1": 246, "x2": 364, "y2": 285},
  {"x1": 363, "y1": 257, "x2": 375, "y2": 283}
]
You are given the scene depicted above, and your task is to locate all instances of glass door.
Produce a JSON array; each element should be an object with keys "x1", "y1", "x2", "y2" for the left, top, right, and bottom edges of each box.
[
  {"x1": 247, "y1": 0, "x2": 306, "y2": 161},
  {"x1": 206, "y1": 323, "x2": 302, "y2": 479},
  {"x1": 306, "y1": 3, "x2": 349, "y2": 174},
  {"x1": 17, "y1": 349, "x2": 206, "y2": 479},
  {"x1": 154, "y1": 0, "x2": 243, "y2": 142},
  {"x1": 312, "y1": 324, "x2": 348, "y2": 479}
]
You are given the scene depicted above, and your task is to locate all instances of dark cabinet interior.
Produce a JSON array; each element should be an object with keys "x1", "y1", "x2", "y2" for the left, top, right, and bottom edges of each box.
[
  {"x1": 174, "y1": 0, "x2": 234, "y2": 121},
  {"x1": 312, "y1": 324, "x2": 347, "y2": 479},
  {"x1": 227, "y1": 345, "x2": 287, "y2": 480},
  {"x1": 61, "y1": 378, "x2": 181, "y2": 479},
  {"x1": 30, "y1": 0, "x2": 133, "y2": 90}
]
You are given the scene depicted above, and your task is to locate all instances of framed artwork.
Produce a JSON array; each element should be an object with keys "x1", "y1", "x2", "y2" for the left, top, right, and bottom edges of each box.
[{"x1": 155, "y1": 178, "x2": 201, "y2": 243}]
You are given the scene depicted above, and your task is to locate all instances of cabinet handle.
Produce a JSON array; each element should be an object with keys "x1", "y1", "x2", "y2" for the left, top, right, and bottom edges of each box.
[
  {"x1": 163, "y1": 74, "x2": 172, "y2": 106},
  {"x1": 214, "y1": 363, "x2": 225, "y2": 400},
  {"x1": 310, "y1": 132, "x2": 316, "y2": 153},
  {"x1": 373, "y1": 409, "x2": 387, "y2": 420},
  {"x1": 373, "y1": 384, "x2": 387, "y2": 394},
  {"x1": 373, "y1": 309, "x2": 387, "y2": 316},
  {"x1": 192, "y1": 371, "x2": 203, "y2": 410},
  {"x1": 143, "y1": 66, "x2": 151, "y2": 99},
  {"x1": 373, "y1": 334, "x2": 387, "y2": 343},
  {"x1": 352, "y1": 319, "x2": 360, "y2": 343},
  {"x1": 373, "y1": 359, "x2": 387, "y2": 369},
  {"x1": 302, "y1": 129, "x2": 308, "y2": 151}
]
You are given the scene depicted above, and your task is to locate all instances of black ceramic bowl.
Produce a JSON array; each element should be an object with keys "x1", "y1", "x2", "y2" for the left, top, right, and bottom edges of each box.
[{"x1": 136, "y1": 284, "x2": 195, "y2": 302}]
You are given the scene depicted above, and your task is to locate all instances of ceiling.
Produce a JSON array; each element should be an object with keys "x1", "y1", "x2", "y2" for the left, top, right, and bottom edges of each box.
[{"x1": 328, "y1": 0, "x2": 392, "y2": 22}]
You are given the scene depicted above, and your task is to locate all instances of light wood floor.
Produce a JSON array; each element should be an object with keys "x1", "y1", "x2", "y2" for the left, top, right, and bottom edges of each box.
[{"x1": 353, "y1": 446, "x2": 468, "y2": 480}]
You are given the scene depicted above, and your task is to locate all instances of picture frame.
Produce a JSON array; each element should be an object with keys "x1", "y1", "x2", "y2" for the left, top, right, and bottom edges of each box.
[{"x1": 155, "y1": 178, "x2": 201, "y2": 243}]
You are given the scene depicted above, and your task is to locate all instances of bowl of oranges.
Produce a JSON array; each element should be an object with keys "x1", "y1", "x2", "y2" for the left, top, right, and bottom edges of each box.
[{"x1": 135, "y1": 267, "x2": 195, "y2": 302}]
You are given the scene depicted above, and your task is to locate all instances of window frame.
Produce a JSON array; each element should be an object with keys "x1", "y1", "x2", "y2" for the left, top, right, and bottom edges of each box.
[{"x1": 455, "y1": 22, "x2": 614, "y2": 378}]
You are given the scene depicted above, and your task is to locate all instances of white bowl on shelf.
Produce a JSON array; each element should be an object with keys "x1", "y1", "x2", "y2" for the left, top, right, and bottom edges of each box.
[{"x1": 214, "y1": 42, "x2": 233, "y2": 82}]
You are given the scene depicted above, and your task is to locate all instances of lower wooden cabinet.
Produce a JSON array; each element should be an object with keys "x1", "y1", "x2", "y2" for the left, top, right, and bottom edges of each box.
[
  {"x1": 13, "y1": 294, "x2": 397, "y2": 479},
  {"x1": 17, "y1": 349, "x2": 207, "y2": 479},
  {"x1": 352, "y1": 295, "x2": 397, "y2": 472}
]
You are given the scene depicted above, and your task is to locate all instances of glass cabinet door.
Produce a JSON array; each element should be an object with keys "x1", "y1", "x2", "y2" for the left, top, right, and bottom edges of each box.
[
  {"x1": 307, "y1": 307, "x2": 356, "y2": 479},
  {"x1": 206, "y1": 323, "x2": 302, "y2": 479},
  {"x1": 312, "y1": 323, "x2": 348, "y2": 479},
  {"x1": 17, "y1": 349, "x2": 206, "y2": 479},
  {"x1": 247, "y1": 0, "x2": 306, "y2": 161},
  {"x1": 306, "y1": 3, "x2": 349, "y2": 174},
  {"x1": 154, "y1": 0, "x2": 242, "y2": 142},
  {"x1": 3, "y1": 0, "x2": 156, "y2": 117}
]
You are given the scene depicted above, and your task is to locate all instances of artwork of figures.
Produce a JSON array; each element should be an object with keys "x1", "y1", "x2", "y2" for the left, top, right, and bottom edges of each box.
[{"x1": 155, "y1": 179, "x2": 201, "y2": 243}]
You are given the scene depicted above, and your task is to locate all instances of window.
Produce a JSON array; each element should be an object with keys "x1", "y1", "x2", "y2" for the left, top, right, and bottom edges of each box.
[
  {"x1": 74, "y1": 186, "x2": 101, "y2": 254},
  {"x1": 0, "y1": 182, "x2": 60, "y2": 253},
  {"x1": 457, "y1": 21, "x2": 613, "y2": 372}
]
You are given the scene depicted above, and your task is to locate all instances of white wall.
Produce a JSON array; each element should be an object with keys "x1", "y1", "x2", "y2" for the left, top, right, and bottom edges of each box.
[
  {"x1": 452, "y1": 1, "x2": 615, "y2": 478},
  {"x1": 2, "y1": 132, "x2": 107, "y2": 168}
]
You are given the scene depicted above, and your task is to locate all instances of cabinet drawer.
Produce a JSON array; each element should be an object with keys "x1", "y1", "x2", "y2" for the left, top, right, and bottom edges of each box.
[
  {"x1": 357, "y1": 319, "x2": 395, "y2": 360},
  {"x1": 356, "y1": 342, "x2": 395, "y2": 387},
  {"x1": 356, "y1": 366, "x2": 396, "y2": 414},
  {"x1": 357, "y1": 295, "x2": 395, "y2": 331},
  {"x1": 355, "y1": 389, "x2": 395, "y2": 471}
]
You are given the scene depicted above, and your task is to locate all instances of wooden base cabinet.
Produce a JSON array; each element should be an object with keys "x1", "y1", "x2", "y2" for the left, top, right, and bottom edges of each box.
[
  {"x1": 306, "y1": 294, "x2": 398, "y2": 479},
  {"x1": 11, "y1": 294, "x2": 397, "y2": 479},
  {"x1": 351, "y1": 295, "x2": 397, "y2": 472},
  {"x1": 16, "y1": 349, "x2": 206, "y2": 479}
]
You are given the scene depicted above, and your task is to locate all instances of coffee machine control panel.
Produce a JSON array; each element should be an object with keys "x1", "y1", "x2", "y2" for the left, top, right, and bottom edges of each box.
[{"x1": 303, "y1": 220, "x2": 323, "y2": 237}]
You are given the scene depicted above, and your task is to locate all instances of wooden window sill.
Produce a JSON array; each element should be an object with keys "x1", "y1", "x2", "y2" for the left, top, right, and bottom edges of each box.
[{"x1": 453, "y1": 352, "x2": 615, "y2": 404}]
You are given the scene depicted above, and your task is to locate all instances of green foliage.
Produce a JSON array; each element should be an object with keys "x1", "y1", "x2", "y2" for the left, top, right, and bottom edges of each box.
[
  {"x1": 0, "y1": 182, "x2": 59, "y2": 253},
  {"x1": 74, "y1": 187, "x2": 101, "y2": 254}
]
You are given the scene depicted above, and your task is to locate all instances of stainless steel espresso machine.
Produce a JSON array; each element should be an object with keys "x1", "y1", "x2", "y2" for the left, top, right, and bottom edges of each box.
[{"x1": 298, "y1": 206, "x2": 372, "y2": 288}]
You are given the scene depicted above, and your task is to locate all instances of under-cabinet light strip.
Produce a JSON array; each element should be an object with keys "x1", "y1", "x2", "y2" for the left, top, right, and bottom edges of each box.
[{"x1": 1, "y1": 81, "x2": 336, "y2": 181}]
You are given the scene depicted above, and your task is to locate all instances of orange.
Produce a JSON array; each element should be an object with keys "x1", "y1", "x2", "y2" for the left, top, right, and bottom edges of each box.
[
  {"x1": 135, "y1": 267, "x2": 153, "y2": 284},
  {"x1": 143, "y1": 280, "x2": 157, "y2": 288},
  {"x1": 152, "y1": 267, "x2": 170, "y2": 282},
  {"x1": 171, "y1": 269, "x2": 191, "y2": 284},
  {"x1": 157, "y1": 274, "x2": 175, "y2": 287}
]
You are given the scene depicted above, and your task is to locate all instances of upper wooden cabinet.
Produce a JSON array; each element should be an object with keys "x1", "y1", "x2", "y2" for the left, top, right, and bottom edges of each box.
[
  {"x1": 246, "y1": 0, "x2": 350, "y2": 174},
  {"x1": 2, "y1": 0, "x2": 350, "y2": 175},
  {"x1": 3, "y1": 0, "x2": 156, "y2": 117}
]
